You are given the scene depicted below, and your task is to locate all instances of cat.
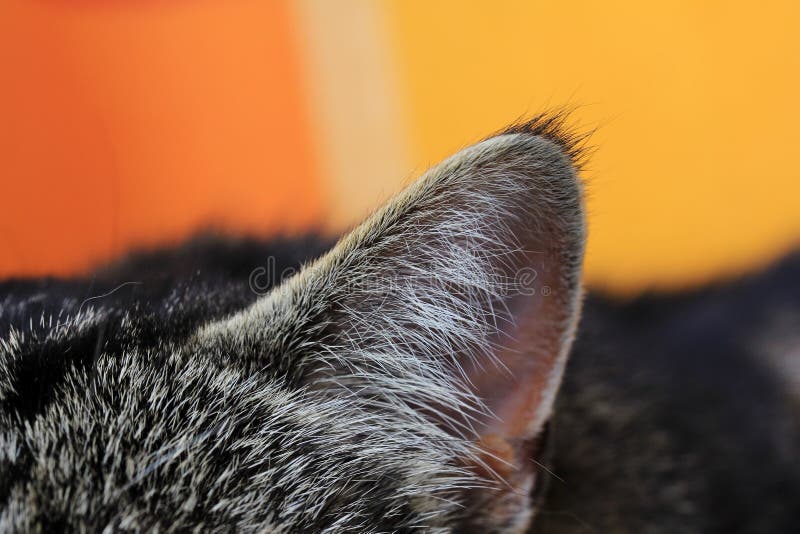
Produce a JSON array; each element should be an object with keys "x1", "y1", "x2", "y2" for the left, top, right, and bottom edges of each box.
[{"x1": 1, "y1": 114, "x2": 799, "y2": 532}]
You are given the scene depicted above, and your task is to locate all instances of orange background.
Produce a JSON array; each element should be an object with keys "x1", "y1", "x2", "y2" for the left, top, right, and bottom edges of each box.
[{"x1": 2, "y1": 0, "x2": 799, "y2": 294}]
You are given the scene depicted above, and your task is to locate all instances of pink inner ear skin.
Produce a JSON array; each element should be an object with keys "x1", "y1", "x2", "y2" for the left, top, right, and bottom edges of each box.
[
  {"x1": 458, "y1": 254, "x2": 569, "y2": 531},
  {"x1": 467, "y1": 253, "x2": 566, "y2": 448}
]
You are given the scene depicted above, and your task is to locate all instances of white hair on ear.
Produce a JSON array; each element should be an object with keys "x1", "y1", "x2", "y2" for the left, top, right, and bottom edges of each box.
[{"x1": 194, "y1": 115, "x2": 586, "y2": 529}]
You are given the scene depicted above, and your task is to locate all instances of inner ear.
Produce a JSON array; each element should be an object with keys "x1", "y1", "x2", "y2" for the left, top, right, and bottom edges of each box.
[
  {"x1": 468, "y1": 242, "x2": 581, "y2": 446},
  {"x1": 440, "y1": 201, "x2": 582, "y2": 512}
]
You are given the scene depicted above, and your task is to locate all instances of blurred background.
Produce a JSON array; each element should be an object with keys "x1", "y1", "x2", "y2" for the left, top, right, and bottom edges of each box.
[{"x1": 1, "y1": 0, "x2": 798, "y2": 294}]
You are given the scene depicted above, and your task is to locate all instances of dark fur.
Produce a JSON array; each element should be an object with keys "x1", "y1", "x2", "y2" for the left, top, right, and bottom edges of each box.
[
  {"x1": 3, "y1": 235, "x2": 799, "y2": 532},
  {"x1": 535, "y1": 252, "x2": 800, "y2": 533},
  {"x1": 0, "y1": 234, "x2": 331, "y2": 423}
]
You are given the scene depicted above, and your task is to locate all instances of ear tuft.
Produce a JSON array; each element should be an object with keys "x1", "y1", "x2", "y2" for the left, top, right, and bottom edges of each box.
[{"x1": 496, "y1": 109, "x2": 593, "y2": 172}]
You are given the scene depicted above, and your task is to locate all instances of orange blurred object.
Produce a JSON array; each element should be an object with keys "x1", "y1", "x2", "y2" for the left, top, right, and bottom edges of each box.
[{"x1": 0, "y1": 0, "x2": 321, "y2": 277}]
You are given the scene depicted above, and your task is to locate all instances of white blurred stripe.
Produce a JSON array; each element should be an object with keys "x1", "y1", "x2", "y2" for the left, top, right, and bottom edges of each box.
[{"x1": 292, "y1": 0, "x2": 411, "y2": 229}]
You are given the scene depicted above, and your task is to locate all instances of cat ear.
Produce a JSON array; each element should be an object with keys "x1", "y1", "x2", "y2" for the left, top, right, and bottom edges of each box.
[
  {"x1": 197, "y1": 114, "x2": 586, "y2": 530},
  {"x1": 326, "y1": 116, "x2": 584, "y2": 526}
]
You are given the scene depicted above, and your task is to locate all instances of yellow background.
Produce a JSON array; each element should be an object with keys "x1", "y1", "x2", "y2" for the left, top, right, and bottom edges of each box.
[
  {"x1": 1, "y1": 1, "x2": 798, "y2": 294},
  {"x1": 385, "y1": 1, "x2": 800, "y2": 292}
]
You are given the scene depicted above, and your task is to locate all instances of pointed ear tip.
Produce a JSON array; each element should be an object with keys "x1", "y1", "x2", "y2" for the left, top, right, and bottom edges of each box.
[
  {"x1": 475, "y1": 123, "x2": 589, "y2": 307},
  {"x1": 482, "y1": 122, "x2": 588, "y2": 250},
  {"x1": 494, "y1": 111, "x2": 591, "y2": 169},
  {"x1": 482, "y1": 114, "x2": 588, "y2": 204}
]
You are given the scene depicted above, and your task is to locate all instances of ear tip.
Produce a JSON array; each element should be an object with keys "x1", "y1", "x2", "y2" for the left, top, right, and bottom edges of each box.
[
  {"x1": 494, "y1": 110, "x2": 591, "y2": 171},
  {"x1": 487, "y1": 113, "x2": 589, "y2": 284},
  {"x1": 489, "y1": 112, "x2": 588, "y2": 240}
]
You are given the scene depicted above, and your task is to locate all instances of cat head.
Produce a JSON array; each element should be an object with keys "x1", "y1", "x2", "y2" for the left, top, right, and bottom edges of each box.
[{"x1": 0, "y1": 114, "x2": 586, "y2": 532}]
